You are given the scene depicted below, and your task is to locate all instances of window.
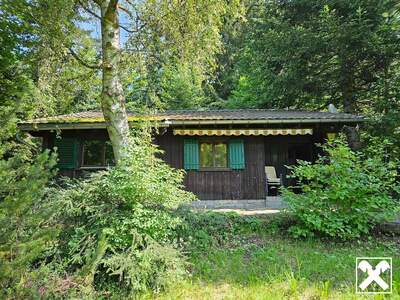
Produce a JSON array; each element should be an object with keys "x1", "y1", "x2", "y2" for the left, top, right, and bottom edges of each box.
[
  {"x1": 183, "y1": 138, "x2": 245, "y2": 171},
  {"x1": 82, "y1": 140, "x2": 114, "y2": 167},
  {"x1": 54, "y1": 137, "x2": 79, "y2": 169},
  {"x1": 200, "y1": 141, "x2": 228, "y2": 169}
]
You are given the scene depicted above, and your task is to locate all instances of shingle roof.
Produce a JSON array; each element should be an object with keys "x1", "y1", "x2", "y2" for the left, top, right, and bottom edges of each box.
[
  {"x1": 153, "y1": 109, "x2": 363, "y2": 121},
  {"x1": 19, "y1": 109, "x2": 364, "y2": 130}
]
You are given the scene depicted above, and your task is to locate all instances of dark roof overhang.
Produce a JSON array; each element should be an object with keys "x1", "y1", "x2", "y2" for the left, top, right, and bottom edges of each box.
[{"x1": 18, "y1": 109, "x2": 365, "y2": 131}]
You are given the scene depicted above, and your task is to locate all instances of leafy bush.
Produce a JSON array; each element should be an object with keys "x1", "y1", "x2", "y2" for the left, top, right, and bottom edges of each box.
[
  {"x1": 42, "y1": 128, "x2": 195, "y2": 296},
  {"x1": 282, "y1": 138, "x2": 400, "y2": 239}
]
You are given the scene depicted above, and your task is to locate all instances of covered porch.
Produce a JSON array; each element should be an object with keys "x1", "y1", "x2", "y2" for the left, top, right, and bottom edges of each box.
[{"x1": 168, "y1": 126, "x2": 327, "y2": 200}]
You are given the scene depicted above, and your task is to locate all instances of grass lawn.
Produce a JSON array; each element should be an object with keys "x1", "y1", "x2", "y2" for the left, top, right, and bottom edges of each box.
[{"x1": 145, "y1": 212, "x2": 400, "y2": 300}]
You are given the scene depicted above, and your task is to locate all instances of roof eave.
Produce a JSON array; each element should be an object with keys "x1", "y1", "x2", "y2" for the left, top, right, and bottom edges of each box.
[
  {"x1": 168, "y1": 118, "x2": 364, "y2": 125},
  {"x1": 19, "y1": 122, "x2": 109, "y2": 131},
  {"x1": 19, "y1": 118, "x2": 364, "y2": 131}
]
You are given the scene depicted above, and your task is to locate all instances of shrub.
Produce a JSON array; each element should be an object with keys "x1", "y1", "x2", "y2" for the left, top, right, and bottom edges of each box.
[
  {"x1": 282, "y1": 137, "x2": 400, "y2": 239},
  {"x1": 0, "y1": 149, "x2": 57, "y2": 297},
  {"x1": 45, "y1": 128, "x2": 195, "y2": 296}
]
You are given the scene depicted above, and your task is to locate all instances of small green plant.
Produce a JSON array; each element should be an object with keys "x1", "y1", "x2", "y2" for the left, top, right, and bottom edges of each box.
[{"x1": 282, "y1": 137, "x2": 399, "y2": 239}]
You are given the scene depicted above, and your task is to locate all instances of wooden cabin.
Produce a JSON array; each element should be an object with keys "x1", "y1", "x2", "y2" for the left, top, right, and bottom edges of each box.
[{"x1": 20, "y1": 109, "x2": 363, "y2": 204}]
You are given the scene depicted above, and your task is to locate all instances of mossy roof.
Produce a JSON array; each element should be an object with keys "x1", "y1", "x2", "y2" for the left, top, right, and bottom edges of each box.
[{"x1": 19, "y1": 109, "x2": 364, "y2": 131}]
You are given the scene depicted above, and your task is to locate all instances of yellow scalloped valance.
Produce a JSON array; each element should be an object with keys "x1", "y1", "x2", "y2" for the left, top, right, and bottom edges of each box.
[{"x1": 173, "y1": 128, "x2": 313, "y2": 136}]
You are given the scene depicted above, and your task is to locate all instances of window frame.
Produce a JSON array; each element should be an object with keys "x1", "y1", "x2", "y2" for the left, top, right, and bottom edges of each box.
[
  {"x1": 199, "y1": 139, "x2": 230, "y2": 171},
  {"x1": 80, "y1": 139, "x2": 114, "y2": 168}
]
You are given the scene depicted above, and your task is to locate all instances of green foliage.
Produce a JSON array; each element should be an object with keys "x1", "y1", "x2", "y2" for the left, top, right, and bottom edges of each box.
[
  {"x1": 282, "y1": 137, "x2": 400, "y2": 239},
  {"x1": 124, "y1": 0, "x2": 244, "y2": 110},
  {"x1": 0, "y1": 0, "x2": 97, "y2": 118},
  {"x1": 0, "y1": 121, "x2": 194, "y2": 297},
  {"x1": 2, "y1": 0, "x2": 400, "y2": 295},
  {"x1": 364, "y1": 64, "x2": 400, "y2": 158},
  {"x1": 34, "y1": 42, "x2": 101, "y2": 115},
  {"x1": 4, "y1": 0, "x2": 238, "y2": 115},
  {"x1": 0, "y1": 0, "x2": 37, "y2": 148},
  {"x1": 170, "y1": 236, "x2": 399, "y2": 299},
  {"x1": 41, "y1": 129, "x2": 195, "y2": 295},
  {"x1": 29, "y1": 0, "x2": 102, "y2": 115},
  {"x1": 158, "y1": 64, "x2": 208, "y2": 110},
  {"x1": 227, "y1": 0, "x2": 400, "y2": 112},
  {"x1": 0, "y1": 3, "x2": 60, "y2": 296},
  {"x1": 154, "y1": 212, "x2": 399, "y2": 299},
  {"x1": 176, "y1": 210, "x2": 290, "y2": 250},
  {"x1": 102, "y1": 238, "x2": 186, "y2": 293},
  {"x1": 0, "y1": 150, "x2": 58, "y2": 296}
]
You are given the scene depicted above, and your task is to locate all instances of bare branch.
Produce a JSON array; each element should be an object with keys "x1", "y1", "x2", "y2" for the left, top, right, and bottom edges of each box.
[
  {"x1": 117, "y1": 4, "x2": 133, "y2": 17},
  {"x1": 78, "y1": 0, "x2": 102, "y2": 19},
  {"x1": 68, "y1": 48, "x2": 102, "y2": 69},
  {"x1": 125, "y1": 0, "x2": 135, "y2": 6},
  {"x1": 119, "y1": 22, "x2": 146, "y2": 33},
  {"x1": 117, "y1": 4, "x2": 146, "y2": 34},
  {"x1": 119, "y1": 24, "x2": 135, "y2": 33}
]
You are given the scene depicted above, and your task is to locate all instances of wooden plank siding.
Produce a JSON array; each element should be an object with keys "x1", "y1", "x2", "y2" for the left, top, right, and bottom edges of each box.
[
  {"x1": 156, "y1": 133, "x2": 266, "y2": 200},
  {"x1": 37, "y1": 125, "x2": 331, "y2": 200}
]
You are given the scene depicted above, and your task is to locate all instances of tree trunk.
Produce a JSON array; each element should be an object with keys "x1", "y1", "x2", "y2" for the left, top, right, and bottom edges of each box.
[
  {"x1": 100, "y1": 0, "x2": 130, "y2": 164},
  {"x1": 341, "y1": 61, "x2": 361, "y2": 150},
  {"x1": 343, "y1": 125, "x2": 361, "y2": 150}
]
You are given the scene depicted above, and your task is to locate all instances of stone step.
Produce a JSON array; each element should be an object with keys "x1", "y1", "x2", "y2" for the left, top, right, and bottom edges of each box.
[{"x1": 191, "y1": 197, "x2": 287, "y2": 210}]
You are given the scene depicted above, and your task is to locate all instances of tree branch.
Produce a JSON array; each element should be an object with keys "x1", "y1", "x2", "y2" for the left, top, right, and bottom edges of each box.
[
  {"x1": 119, "y1": 22, "x2": 146, "y2": 33},
  {"x1": 119, "y1": 23, "x2": 135, "y2": 33},
  {"x1": 78, "y1": 0, "x2": 145, "y2": 34},
  {"x1": 124, "y1": 0, "x2": 135, "y2": 6},
  {"x1": 117, "y1": 4, "x2": 132, "y2": 17},
  {"x1": 68, "y1": 48, "x2": 102, "y2": 69},
  {"x1": 77, "y1": 0, "x2": 102, "y2": 19}
]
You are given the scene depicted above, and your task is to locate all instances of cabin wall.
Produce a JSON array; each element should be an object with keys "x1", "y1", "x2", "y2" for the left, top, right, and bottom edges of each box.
[
  {"x1": 36, "y1": 124, "x2": 333, "y2": 200},
  {"x1": 264, "y1": 135, "x2": 315, "y2": 186},
  {"x1": 157, "y1": 133, "x2": 266, "y2": 200}
]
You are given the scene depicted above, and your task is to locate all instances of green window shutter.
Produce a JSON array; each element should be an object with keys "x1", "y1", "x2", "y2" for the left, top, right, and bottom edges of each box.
[
  {"x1": 54, "y1": 138, "x2": 79, "y2": 169},
  {"x1": 229, "y1": 139, "x2": 245, "y2": 169},
  {"x1": 184, "y1": 139, "x2": 199, "y2": 170}
]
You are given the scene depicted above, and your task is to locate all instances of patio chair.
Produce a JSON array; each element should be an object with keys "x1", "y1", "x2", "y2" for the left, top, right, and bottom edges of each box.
[{"x1": 265, "y1": 166, "x2": 282, "y2": 196}]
